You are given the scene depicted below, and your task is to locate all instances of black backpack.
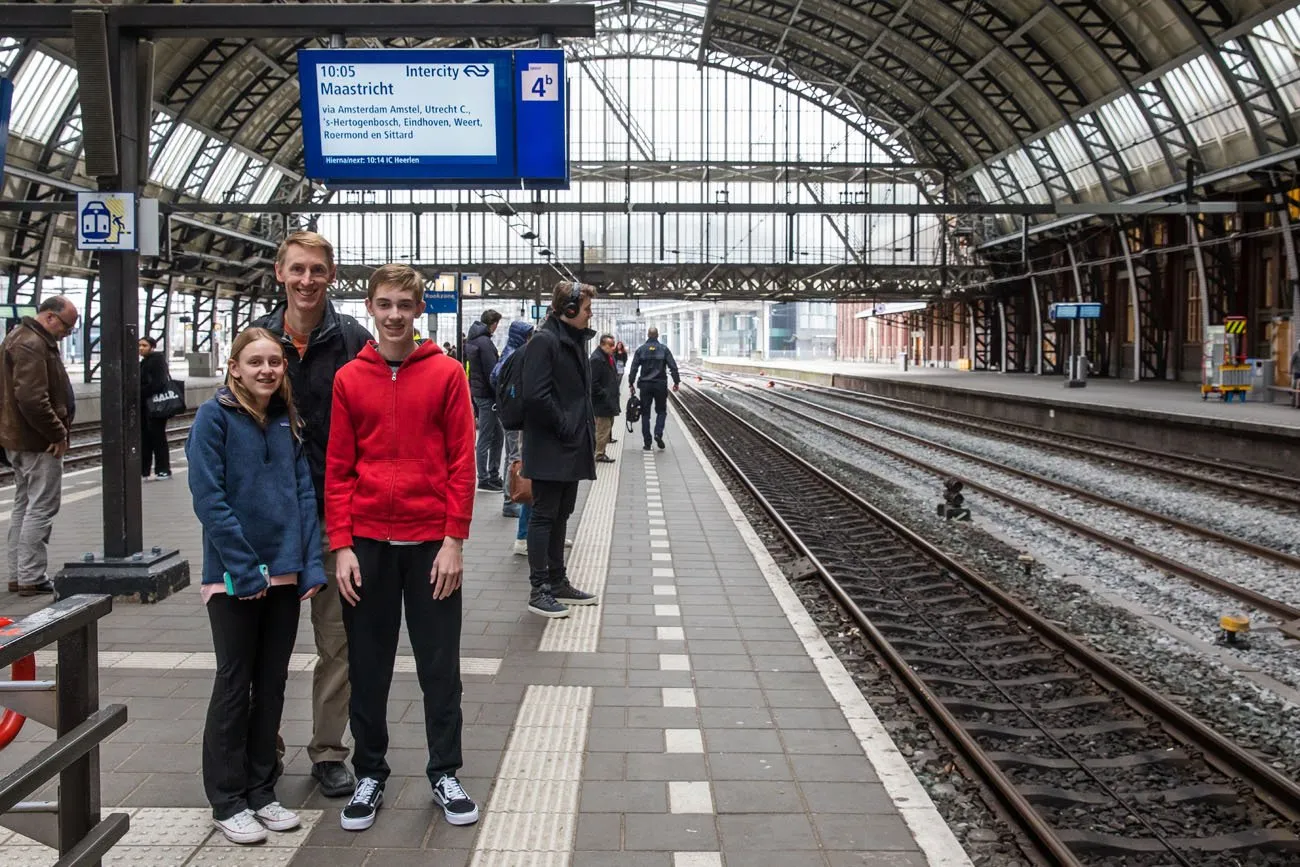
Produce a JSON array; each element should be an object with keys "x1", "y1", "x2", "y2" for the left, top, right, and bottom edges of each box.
[
  {"x1": 497, "y1": 345, "x2": 528, "y2": 431},
  {"x1": 625, "y1": 393, "x2": 642, "y2": 432}
]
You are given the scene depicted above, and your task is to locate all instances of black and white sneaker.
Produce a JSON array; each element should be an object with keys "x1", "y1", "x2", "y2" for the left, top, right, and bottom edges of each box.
[
  {"x1": 340, "y1": 777, "x2": 383, "y2": 831},
  {"x1": 433, "y1": 774, "x2": 480, "y2": 825},
  {"x1": 527, "y1": 589, "x2": 569, "y2": 619},
  {"x1": 552, "y1": 582, "x2": 598, "y2": 606}
]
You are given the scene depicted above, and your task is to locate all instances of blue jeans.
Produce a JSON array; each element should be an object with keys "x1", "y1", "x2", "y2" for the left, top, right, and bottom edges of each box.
[{"x1": 517, "y1": 503, "x2": 530, "y2": 540}]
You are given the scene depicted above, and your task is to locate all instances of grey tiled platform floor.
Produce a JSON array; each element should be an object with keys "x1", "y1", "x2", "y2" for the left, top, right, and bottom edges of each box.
[{"x1": 0, "y1": 414, "x2": 937, "y2": 866}]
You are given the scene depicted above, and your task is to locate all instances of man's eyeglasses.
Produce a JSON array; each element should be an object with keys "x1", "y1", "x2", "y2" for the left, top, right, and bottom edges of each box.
[{"x1": 55, "y1": 313, "x2": 78, "y2": 331}]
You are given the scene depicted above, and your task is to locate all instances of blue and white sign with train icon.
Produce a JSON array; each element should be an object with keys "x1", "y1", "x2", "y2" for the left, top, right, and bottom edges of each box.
[{"x1": 76, "y1": 192, "x2": 136, "y2": 251}]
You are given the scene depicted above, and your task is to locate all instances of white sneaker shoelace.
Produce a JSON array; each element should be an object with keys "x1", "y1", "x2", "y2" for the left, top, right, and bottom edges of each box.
[
  {"x1": 220, "y1": 810, "x2": 264, "y2": 835},
  {"x1": 351, "y1": 777, "x2": 381, "y2": 806},
  {"x1": 437, "y1": 775, "x2": 469, "y2": 803},
  {"x1": 256, "y1": 802, "x2": 296, "y2": 822}
]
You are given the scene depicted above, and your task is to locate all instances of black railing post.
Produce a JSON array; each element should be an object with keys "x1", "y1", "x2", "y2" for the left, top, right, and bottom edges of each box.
[{"x1": 56, "y1": 620, "x2": 101, "y2": 859}]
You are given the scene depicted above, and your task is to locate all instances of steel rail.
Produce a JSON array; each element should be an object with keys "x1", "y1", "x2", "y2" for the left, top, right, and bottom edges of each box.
[
  {"x1": 751, "y1": 383, "x2": 1300, "y2": 572},
  {"x1": 673, "y1": 383, "x2": 1300, "y2": 832},
  {"x1": 706, "y1": 375, "x2": 1300, "y2": 625},
  {"x1": 760, "y1": 372, "x2": 1300, "y2": 495},
  {"x1": 670, "y1": 387, "x2": 1081, "y2": 867}
]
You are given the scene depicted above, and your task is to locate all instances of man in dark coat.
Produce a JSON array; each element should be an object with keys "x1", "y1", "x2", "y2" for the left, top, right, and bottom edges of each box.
[
  {"x1": 464, "y1": 310, "x2": 503, "y2": 491},
  {"x1": 521, "y1": 283, "x2": 600, "y2": 618},
  {"x1": 589, "y1": 334, "x2": 620, "y2": 464},
  {"x1": 251, "y1": 230, "x2": 371, "y2": 799},
  {"x1": 628, "y1": 327, "x2": 680, "y2": 451}
]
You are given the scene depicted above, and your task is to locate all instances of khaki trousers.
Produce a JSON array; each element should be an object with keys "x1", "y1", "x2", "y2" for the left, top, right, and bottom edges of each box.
[
  {"x1": 595, "y1": 416, "x2": 614, "y2": 458},
  {"x1": 308, "y1": 539, "x2": 351, "y2": 763}
]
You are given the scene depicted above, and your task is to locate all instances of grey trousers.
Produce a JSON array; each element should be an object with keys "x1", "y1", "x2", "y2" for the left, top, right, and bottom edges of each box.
[
  {"x1": 474, "y1": 397, "x2": 503, "y2": 484},
  {"x1": 6, "y1": 450, "x2": 62, "y2": 586},
  {"x1": 503, "y1": 429, "x2": 522, "y2": 505}
]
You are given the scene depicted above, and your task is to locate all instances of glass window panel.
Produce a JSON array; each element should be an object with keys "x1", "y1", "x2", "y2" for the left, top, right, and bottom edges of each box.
[
  {"x1": 151, "y1": 123, "x2": 206, "y2": 189},
  {"x1": 0, "y1": 37, "x2": 20, "y2": 76},
  {"x1": 10, "y1": 52, "x2": 77, "y2": 141},
  {"x1": 249, "y1": 168, "x2": 283, "y2": 204},
  {"x1": 1251, "y1": 9, "x2": 1300, "y2": 112}
]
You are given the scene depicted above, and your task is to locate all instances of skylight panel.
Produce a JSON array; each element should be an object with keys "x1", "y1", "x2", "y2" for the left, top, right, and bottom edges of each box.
[
  {"x1": 1005, "y1": 150, "x2": 1049, "y2": 204},
  {"x1": 0, "y1": 37, "x2": 20, "y2": 76},
  {"x1": 972, "y1": 168, "x2": 1001, "y2": 204},
  {"x1": 1096, "y1": 97, "x2": 1163, "y2": 174},
  {"x1": 249, "y1": 168, "x2": 283, "y2": 204},
  {"x1": 1163, "y1": 55, "x2": 1245, "y2": 144},
  {"x1": 203, "y1": 149, "x2": 248, "y2": 202},
  {"x1": 10, "y1": 52, "x2": 76, "y2": 141},
  {"x1": 151, "y1": 123, "x2": 205, "y2": 189},
  {"x1": 1251, "y1": 9, "x2": 1300, "y2": 111},
  {"x1": 1046, "y1": 126, "x2": 1103, "y2": 193}
]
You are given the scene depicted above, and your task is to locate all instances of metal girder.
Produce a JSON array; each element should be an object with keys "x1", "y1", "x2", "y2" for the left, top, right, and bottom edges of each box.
[
  {"x1": 573, "y1": 57, "x2": 655, "y2": 161},
  {"x1": 81, "y1": 273, "x2": 99, "y2": 384},
  {"x1": 967, "y1": 297, "x2": 996, "y2": 370},
  {"x1": 1164, "y1": 0, "x2": 1296, "y2": 153},
  {"x1": 1045, "y1": 0, "x2": 1199, "y2": 182},
  {"x1": 997, "y1": 287, "x2": 1029, "y2": 373},
  {"x1": 1118, "y1": 223, "x2": 1169, "y2": 380},
  {"x1": 1187, "y1": 211, "x2": 1241, "y2": 335},
  {"x1": 190, "y1": 291, "x2": 217, "y2": 353},
  {"x1": 332, "y1": 261, "x2": 985, "y2": 300},
  {"x1": 0, "y1": 4, "x2": 597, "y2": 39},
  {"x1": 142, "y1": 281, "x2": 171, "y2": 350},
  {"x1": 5, "y1": 90, "x2": 83, "y2": 306},
  {"x1": 705, "y1": 14, "x2": 980, "y2": 170},
  {"x1": 1032, "y1": 271, "x2": 1065, "y2": 375}
]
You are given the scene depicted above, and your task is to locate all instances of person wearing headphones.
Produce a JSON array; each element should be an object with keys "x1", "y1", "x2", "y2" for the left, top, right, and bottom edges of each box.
[{"x1": 519, "y1": 282, "x2": 601, "y2": 618}]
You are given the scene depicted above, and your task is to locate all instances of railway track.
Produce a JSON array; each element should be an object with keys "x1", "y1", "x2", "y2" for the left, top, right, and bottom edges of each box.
[
  {"x1": 0, "y1": 413, "x2": 195, "y2": 484},
  {"x1": 674, "y1": 382, "x2": 1300, "y2": 866},
  {"x1": 697, "y1": 371, "x2": 1300, "y2": 631},
  {"x1": 752, "y1": 371, "x2": 1300, "y2": 511}
]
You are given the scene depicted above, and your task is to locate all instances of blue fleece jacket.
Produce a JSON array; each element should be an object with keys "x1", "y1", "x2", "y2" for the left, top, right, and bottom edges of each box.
[
  {"x1": 185, "y1": 389, "x2": 327, "y2": 598},
  {"x1": 490, "y1": 319, "x2": 535, "y2": 390}
]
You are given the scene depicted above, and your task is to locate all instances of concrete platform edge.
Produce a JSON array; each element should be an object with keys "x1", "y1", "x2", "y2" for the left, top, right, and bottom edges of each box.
[{"x1": 671, "y1": 404, "x2": 974, "y2": 867}]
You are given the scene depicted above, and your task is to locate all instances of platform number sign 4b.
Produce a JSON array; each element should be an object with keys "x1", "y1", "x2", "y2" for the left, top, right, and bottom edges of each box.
[{"x1": 521, "y1": 63, "x2": 559, "y2": 101}]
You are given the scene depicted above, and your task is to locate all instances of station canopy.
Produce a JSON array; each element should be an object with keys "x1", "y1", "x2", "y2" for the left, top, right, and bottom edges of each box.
[{"x1": 2, "y1": 0, "x2": 1299, "y2": 301}]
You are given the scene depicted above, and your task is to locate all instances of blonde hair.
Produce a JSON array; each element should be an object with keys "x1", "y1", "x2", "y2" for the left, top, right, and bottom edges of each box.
[
  {"x1": 226, "y1": 327, "x2": 302, "y2": 437},
  {"x1": 276, "y1": 231, "x2": 335, "y2": 271},
  {"x1": 368, "y1": 263, "x2": 423, "y2": 303}
]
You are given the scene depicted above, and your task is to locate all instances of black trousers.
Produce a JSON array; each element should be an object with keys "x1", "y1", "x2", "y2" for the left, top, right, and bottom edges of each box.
[
  {"x1": 141, "y1": 415, "x2": 171, "y2": 476},
  {"x1": 203, "y1": 586, "x2": 300, "y2": 820},
  {"x1": 343, "y1": 538, "x2": 463, "y2": 786},
  {"x1": 527, "y1": 479, "x2": 579, "y2": 591},
  {"x1": 640, "y1": 383, "x2": 668, "y2": 444}
]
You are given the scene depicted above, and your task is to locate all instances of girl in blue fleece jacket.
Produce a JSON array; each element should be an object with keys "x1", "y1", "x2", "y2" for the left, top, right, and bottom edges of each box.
[{"x1": 186, "y1": 327, "x2": 326, "y2": 846}]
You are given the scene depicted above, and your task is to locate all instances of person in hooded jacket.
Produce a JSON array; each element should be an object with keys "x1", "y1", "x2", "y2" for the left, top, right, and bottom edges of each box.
[
  {"x1": 492, "y1": 319, "x2": 535, "y2": 519},
  {"x1": 139, "y1": 335, "x2": 174, "y2": 479},
  {"x1": 464, "y1": 311, "x2": 503, "y2": 492},
  {"x1": 520, "y1": 283, "x2": 601, "y2": 618},
  {"x1": 326, "y1": 264, "x2": 478, "y2": 833},
  {"x1": 589, "y1": 334, "x2": 620, "y2": 463}
]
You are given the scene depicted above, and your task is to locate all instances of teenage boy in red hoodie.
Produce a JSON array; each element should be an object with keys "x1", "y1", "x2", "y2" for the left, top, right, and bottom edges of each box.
[{"x1": 325, "y1": 264, "x2": 477, "y2": 833}]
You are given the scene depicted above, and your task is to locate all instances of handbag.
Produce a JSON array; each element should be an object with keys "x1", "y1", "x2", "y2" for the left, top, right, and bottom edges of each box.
[
  {"x1": 147, "y1": 380, "x2": 186, "y2": 419},
  {"x1": 508, "y1": 459, "x2": 533, "y2": 505}
]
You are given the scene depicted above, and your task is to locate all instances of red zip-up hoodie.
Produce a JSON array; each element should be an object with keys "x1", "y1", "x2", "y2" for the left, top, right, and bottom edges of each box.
[{"x1": 325, "y1": 340, "x2": 475, "y2": 549}]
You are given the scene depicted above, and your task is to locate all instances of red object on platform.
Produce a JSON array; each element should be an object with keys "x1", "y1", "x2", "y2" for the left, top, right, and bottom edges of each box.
[{"x1": 0, "y1": 616, "x2": 35, "y2": 749}]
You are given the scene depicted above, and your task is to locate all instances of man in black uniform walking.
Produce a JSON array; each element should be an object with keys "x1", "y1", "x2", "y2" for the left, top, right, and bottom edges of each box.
[{"x1": 627, "y1": 327, "x2": 680, "y2": 451}]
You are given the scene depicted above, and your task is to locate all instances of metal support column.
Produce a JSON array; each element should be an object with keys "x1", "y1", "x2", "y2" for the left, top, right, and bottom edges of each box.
[{"x1": 98, "y1": 23, "x2": 143, "y2": 557}]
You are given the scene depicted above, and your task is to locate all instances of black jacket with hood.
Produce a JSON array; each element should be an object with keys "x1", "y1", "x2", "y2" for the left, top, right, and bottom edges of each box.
[
  {"x1": 589, "y1": 347, "x2": 621, "y2": 417},
  {"x1": 251, "y1": 301, "x2": 371, "y2": 515},
  {"x1": 522, "y1": 314, "x2": 596, "y2": 483},
  {"x1": 465, "y1": 321, "x2": 500, "y2": 400}
]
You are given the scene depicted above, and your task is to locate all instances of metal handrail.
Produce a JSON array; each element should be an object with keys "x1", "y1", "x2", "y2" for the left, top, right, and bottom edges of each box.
[{"x1": 0, "y1": 595, "x2": 128, "y2": 867}]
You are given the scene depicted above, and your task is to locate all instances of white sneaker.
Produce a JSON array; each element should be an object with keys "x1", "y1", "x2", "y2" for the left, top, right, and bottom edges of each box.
[
  {"x1": 254, "y1": 802, "x2": 300, "y2": 832},
  {"x1": 513, "y1": 539, "x2": 528, "y2": 556},
  {"x1": 564, "y1": 538, "x2": 574, "y2": 548},
  {"x1": 214, "y1": 809, "x2": 268, "y2": 844}
]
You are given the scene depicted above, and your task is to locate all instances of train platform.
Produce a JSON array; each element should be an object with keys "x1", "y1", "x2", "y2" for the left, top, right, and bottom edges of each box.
[
  {"x1": 0, "y1": 408, "x2": 965, "y2": 866},
  {"x1": 703, "y1": 357, "x2": 1300, "y2": 472},
  {"x1": 71, "y1": 375, "x2": 223, "y2": 426}
]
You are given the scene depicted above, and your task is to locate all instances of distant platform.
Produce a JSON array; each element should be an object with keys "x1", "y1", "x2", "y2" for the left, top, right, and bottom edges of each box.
[
  {"x1": 71, "y1": 375, "x2": 223, "y2": 427},
  {"x1": 703, "y1": 358, "x2": 1300, "y2": 472}
]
